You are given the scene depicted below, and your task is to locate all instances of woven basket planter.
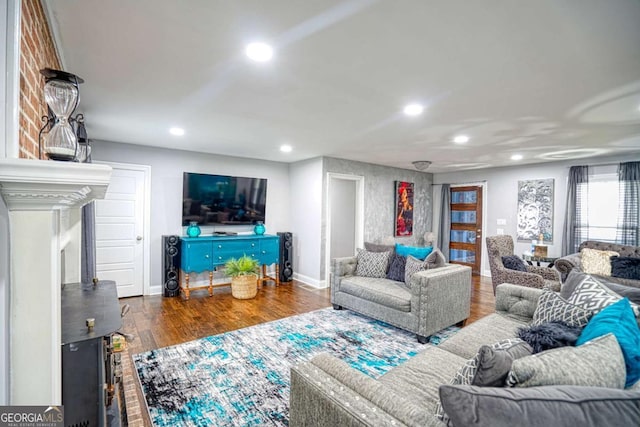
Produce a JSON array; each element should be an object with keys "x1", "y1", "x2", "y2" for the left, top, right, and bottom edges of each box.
[{"x1": 231, "y1": 274, "x2": 258, "y2": 299}]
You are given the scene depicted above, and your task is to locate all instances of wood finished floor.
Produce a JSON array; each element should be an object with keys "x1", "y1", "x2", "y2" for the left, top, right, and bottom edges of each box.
[
  {"x1": 121, "y1": 275, "x2": 495, "y2": 425},
  {"x1": 121, "y1": 275, "x2": 494, "y2": 354}
]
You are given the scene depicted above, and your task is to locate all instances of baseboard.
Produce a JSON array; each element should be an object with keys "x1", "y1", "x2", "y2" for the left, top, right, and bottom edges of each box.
[
  {"x1": 293, "y1": 273, "x2": 328, "y2": 289},
  {"x1": 148, "y1": 285, "x2": 162, "y2": 296}
]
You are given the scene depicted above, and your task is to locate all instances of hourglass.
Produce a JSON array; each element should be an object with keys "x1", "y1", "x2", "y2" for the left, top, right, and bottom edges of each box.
[{"x1": 38, "y1": 68, "x2": 85, "y2": 161}]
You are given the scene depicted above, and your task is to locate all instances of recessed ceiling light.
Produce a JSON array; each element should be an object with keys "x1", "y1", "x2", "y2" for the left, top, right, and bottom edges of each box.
[
  {"x1": 511, "y1": 154, "x2": 523, "y2": 161},
  {"x1": 403, "y1": 103, "x2": 424, "y2": 117},
  {"x1": 245, "y1": 42, "x2": 274, "y2": 62},
  {"x1": 453, "y1": 135, "x2": 470, "y2": 144},
  {"x1": 169, "y1": 127, "x2": 185, "y2": 136},
  {"x1": 280, "y1": 144, "x2": 292, "y2": 153}
]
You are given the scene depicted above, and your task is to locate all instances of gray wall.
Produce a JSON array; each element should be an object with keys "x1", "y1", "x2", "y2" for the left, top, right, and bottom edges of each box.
[
  {"x1": 92, "y1": 140, "x2": 291, "y2": 293},
  {"x1": 289, "y1": 158, "x2": 323, "y2": 285},
  {"x1": 433, "y1": 152, "x2": 640, "y2": 276},
  {"x1": 321, "y1": 157, "x2": 433, "y2": 280}
]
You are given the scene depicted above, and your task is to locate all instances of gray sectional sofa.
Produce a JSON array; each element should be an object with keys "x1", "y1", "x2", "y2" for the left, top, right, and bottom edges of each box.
[
  {"x1": 555, "y1": 241, "x2": 640, "y2": 286},
  {"x1": 330, "y1": 256, "x2": 472, "y2": 343},
  {"x1": 290, "y1": 284, "x2": 640, "y2": 426}
]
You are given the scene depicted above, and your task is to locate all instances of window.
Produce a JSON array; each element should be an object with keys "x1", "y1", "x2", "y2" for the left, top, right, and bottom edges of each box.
[
  {"x1": 566, "y1": 162, "x2": 640, "y2": 254},
  {"x1": 577, "y1": 170, "x2": 619, "y2": 243}
]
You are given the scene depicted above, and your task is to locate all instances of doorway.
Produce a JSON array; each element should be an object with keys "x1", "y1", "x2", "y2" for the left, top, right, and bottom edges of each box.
[
  {"x1": 94, "y1": 162, "x2": 151, "y2": 297},
  {"x1": 449, "y1": 185, "x2": 484, "y2": 274},
  {"x1": 325, "y1": 173, "x2": 364, "y2": 285}
]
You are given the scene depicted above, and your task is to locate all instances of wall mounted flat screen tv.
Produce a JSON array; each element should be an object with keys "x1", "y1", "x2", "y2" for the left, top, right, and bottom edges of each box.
[{"x1": 182, "y1": 172, "x2": 267, "y2": 226}]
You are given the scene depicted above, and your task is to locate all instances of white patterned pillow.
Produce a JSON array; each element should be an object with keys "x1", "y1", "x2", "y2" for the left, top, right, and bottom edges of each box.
[
  {"x1": 532, "y1": 290, "x2": 593, "y2": 327},
  {"x1": 404, "y1": 255, "x2": 427, "y2": 286},
  {"x1": 355, "y1": 249, "x2": 391, "y2": 278},
  {"x1": 580, "y1": 248, "x2": 619, "y2": 276},
  {"x1": 568, "y1": 276, "x2": 640, "y2": 316}
]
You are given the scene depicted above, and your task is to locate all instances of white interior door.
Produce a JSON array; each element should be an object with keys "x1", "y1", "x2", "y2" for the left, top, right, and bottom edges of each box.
[{"x1": 95, "y1": 165, "x2": 146, "y2": 297}]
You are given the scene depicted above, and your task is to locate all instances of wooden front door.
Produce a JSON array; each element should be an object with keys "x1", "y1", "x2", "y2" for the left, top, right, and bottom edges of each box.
[{"x1": 449, "y1": 186, "x2": 483, "y2": 274}]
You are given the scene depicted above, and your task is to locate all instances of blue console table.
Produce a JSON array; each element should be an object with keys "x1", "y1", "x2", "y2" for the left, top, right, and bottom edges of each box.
[{"x1": 180, "y1": 234, "x2": 280, "y2": 299}]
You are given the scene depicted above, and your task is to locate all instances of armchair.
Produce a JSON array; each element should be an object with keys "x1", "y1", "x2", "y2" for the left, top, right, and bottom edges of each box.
[{"x1": 486, "y1": 235, "x2": 561, "y2": 294}]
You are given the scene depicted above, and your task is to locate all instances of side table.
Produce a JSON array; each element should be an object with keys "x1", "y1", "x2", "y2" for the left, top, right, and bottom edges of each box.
[{"x1": 522, "y1": 253, "x2": 559, "y2": 268}]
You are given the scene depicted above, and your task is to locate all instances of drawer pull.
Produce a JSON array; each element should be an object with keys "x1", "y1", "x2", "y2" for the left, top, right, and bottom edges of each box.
[
  {"x1": 205, "y1": 254, "x2": 210, "y2": 258},
  {"x1": 218, "y1": 245, "x2": 222, "y2": 249},
  {"x1": 218, "y1": 256, "x2": 222, "y2": 260}
]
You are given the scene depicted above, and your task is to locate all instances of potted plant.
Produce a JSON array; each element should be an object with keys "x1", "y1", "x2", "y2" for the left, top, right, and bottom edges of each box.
[{"x1": 224, "y1": 255, "x2": 260, "y2": 299}]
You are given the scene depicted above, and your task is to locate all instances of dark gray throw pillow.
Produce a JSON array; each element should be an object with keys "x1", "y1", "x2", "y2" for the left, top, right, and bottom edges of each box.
[
  {"x1": 472, "y1": 340, "x2": 533, "y2": 387},
  {"x1": 502, "y1": 255, "x2": 527, "y2": 272},
  {"x1": 438, "y1": 385, "x2": 640, "y2": 427},
  {"x1": 425, "y1": 248, "x2": 447, "y2": 269},
  {"x1": 386, "y1": 253, "x2": 406, "y2": 282},
  {"x1": 611, "y1": 256, "x2": 640, "y2": 280},
  {"x1": 517, "y1": 320, "x2": 582, "y2": 354}
]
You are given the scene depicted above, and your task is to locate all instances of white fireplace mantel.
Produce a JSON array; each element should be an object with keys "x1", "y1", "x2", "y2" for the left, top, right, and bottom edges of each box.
[
  {"x1": 0, "y1": 158, "x2": 112, "y2": 405},
  {"x1": 0, "y1": 158, "x2": 112, "y2": 210}
]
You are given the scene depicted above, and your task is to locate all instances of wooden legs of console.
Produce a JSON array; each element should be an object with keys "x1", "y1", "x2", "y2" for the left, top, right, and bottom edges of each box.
[
  {"x1": 181, "y1": 271, "x2": 214, "y2": 300},
  {"x1": 184, "y1": 273, "x2": 190, "y2": 300},
  {"x1": 181, "y1": 264, "x2": 281, "y2": 300},
  {"x1": 261, "y1": 264, "x2": 280, "y2": 287}
]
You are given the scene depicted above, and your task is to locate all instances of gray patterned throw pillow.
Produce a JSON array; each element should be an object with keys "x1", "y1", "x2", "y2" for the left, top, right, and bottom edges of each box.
[
  {"x1": 404, "y1": 255, "x2": 427, "y2": 286},
  {"x1": 532, "y1": 290, "x2": 593, "y2": 328},
  {"x1": 568, "y1": 276, "x2": 640, "y2": 316},
  {"x1": 355, "y1": 248, "x2": 391, "y2": 278}
]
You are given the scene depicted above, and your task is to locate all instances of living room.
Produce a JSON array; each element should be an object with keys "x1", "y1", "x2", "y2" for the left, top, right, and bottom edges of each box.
[{"x1": 1, "y1": 1, "x2": 640, "y2": 426}]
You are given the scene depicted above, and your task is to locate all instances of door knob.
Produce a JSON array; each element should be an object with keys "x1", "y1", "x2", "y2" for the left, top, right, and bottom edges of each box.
[{"x1": 136, "y1": 236, "x2": 143, "y2": 241}]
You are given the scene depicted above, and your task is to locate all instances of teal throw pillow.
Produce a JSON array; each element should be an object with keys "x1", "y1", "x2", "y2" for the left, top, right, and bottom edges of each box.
[
  {"x1": 395, "y1": 243, "x2": 433, "y2": 261},
  {"x1": 576, "y1": 298, "x2": 640, "y2": 387}
]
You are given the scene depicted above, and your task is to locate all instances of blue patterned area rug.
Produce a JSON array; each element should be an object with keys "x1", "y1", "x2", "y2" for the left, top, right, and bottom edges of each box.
[{"x1": 134, "y1": 308, "x2": 459, "y2": 426}]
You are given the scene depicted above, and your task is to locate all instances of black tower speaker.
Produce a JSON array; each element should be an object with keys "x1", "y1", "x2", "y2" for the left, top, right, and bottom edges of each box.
[
  {"x1": 162, "y1": 235, "x2": 181, "y2": 297},
  {"x1": 278, "y1": 232, "x2": 293, "y2": 282}
]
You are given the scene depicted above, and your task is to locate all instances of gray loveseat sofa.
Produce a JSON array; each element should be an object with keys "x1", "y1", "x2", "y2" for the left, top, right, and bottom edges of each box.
[
  {"x1": 555, "y1": 241, "x2": 640, "y2": 286},
  {"x1": 290, "y1": 284, "x2": 640, "y2": 426},
  {"x1": 330, "y1": 256, "x2": 472, "y2": 343}
]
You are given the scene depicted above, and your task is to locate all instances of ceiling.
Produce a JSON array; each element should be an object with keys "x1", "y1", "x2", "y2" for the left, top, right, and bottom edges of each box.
[{"x1": 45, "y1": 0, "x2": 640, "y2": 172}]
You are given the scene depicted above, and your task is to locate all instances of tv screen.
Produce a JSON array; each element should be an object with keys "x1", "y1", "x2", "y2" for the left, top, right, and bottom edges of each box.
[{"x1": 182, "y1": 172, "x2": 267, "y2": 226}]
